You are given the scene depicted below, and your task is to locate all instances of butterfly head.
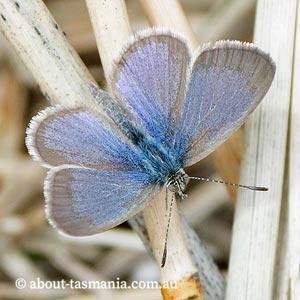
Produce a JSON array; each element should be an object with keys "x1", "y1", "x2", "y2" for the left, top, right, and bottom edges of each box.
[{"x1": 165, "y1": 168, "x2": 189, "y2": 199}]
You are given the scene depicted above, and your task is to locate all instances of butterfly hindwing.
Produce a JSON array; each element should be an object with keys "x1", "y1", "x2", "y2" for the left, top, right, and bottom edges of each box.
[
  {"x1": 26, "y1": 106, "x2": 144, "y2": 172},
  {"x1": 175, "y1": 41, "x2": 275, "y2": 167},
  {"x1": 45, "y1": 166, "x2": 161, "y2": 236},
  {"x1": 109, "y1": 28, "x2": 191, "y2": 148}
]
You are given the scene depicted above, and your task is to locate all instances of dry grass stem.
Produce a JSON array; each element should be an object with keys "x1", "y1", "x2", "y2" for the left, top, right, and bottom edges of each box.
[{"x1": 226, "y1": 0, "x2": 299, "y2": 299}]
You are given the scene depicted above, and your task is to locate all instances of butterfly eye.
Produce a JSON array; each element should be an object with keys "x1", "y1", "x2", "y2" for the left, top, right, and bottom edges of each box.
[{"x1": 166, "y1": 169, "x2": 189, "y2": 198}]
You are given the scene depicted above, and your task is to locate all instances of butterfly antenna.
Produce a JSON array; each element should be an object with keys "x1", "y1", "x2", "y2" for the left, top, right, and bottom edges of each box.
[
  {"x1": 165, "y1": 187, "x2": 168, "y2": 210},
  {"x1": 187, "y1": 176, "x2": 268, "y2": 191},
  {"x1": 161, "y1": 191, "x2": 175, "y2": 268}
]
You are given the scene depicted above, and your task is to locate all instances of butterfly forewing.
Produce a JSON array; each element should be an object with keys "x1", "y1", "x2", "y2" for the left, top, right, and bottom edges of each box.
[
  {"x1": 45, "y1": 166, "x2": 161, "y2": 235},
  {"x1": 175, "y1": 41, "x2": 275, "y2": 167}
]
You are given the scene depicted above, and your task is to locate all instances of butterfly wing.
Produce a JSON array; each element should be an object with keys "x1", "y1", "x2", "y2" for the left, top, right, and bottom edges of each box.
[
  {"x1": 175, "y1": 41, "x2": 275, "y2": 167},
  {"x1": 45, "y1": 166, "x2": 161, "y2": 236},
  {"x1": 109, "y1": 28, "x2": 191, "y2": 148},
  {"x1": 26, "y1": 105, "x2": 144, "y2": 171},
  {"x1": 26, "y1": 105, "x2": 161, "y2": 236}
]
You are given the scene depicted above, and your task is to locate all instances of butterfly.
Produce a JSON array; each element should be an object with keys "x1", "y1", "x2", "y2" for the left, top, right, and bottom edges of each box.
[{"x1": 26, "y1": 28, "x2": 275, "y2": 264}]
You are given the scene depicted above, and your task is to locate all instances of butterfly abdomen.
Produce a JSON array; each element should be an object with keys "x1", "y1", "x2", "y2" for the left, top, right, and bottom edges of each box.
[
  {"x1": 92, "y1": 86, "x2": 182, "y2": 183},
  {"x1": 130, "y1": 129, "x2": 181, "y2": 183}
]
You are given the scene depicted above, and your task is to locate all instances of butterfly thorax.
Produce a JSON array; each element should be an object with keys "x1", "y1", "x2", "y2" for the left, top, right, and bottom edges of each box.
[
  {"x1": 95, "y1": 91, "x2": 181, "y2": 181},
  {"x1": 165, "y1": 168, "x2": 189, "y2": 199}
]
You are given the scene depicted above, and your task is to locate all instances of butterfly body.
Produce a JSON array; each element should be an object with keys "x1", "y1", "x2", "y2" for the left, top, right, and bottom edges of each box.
[
  {"x1": 26, "y1": 28, "x2": 275, "y2": 236},
  {"x1": 90, "y1": 85, "x2": 182, "y2": 184},
  {"x1": 166, "y1": 168, "x2": 189, "y2": 198}
]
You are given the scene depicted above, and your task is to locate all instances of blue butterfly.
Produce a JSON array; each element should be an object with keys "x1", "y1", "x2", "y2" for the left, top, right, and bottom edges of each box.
[{"x1": 26, "y1": 28, "x2": 275, "y2": 246}]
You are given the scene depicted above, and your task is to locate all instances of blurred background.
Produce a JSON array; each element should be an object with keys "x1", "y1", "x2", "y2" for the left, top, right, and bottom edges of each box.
[{"x1": 0, "y1": 0, "x2": 257, "y2": 299}]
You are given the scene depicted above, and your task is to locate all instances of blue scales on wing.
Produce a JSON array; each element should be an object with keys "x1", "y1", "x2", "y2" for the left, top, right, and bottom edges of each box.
[
  {"x1": 175, "y1": 41, "x2": 276, "y2": 167},
  {"x1": 109, "y1": 28, "x2": 191, "y2": 149},
  {"x1": 26, "y1": 106, "x2": 161, "y2": 235},
  {"x1": 26, "y1": 106, "x2": 145, "y2": 171},
  {"x1": 89, "y1": 84, "x2": 182, "y2": 183},
  {"x1": 45, "y1": 167, "x2": 160, "y2": 236}
]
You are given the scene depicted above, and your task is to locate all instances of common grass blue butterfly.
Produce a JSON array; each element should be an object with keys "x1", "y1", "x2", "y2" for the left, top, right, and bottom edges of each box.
[{"x1": 26, "y1": 28, "x2": 275, "y2": 265}]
